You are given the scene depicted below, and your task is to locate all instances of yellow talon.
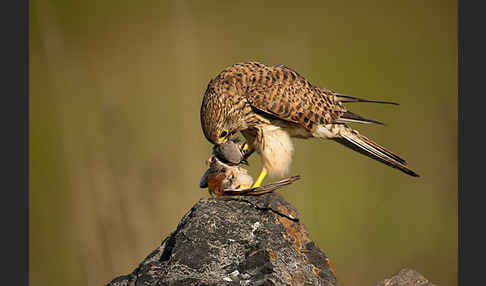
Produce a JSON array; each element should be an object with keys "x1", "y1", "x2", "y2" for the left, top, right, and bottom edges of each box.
[
  {"x1": 242, "y1": 143, "x2": 250, "y2": 152},
  {"x1": 252, "y1": 168, "x2": 267, "y2": 188}
]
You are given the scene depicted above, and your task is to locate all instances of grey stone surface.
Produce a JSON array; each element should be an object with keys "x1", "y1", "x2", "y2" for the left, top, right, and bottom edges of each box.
[
  {"x1": 106, "y1": 192, "x2": 338, "y2": 286},
  {"x1": 376, "y1": 268, "x2": 436, "y2": 286},
  {"x1": 106, "y1": 193, "x2": 436, "y2": 286}
]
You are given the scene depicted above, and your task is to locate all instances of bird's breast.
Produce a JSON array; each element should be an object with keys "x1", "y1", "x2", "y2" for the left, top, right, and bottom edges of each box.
[{"x1": 255, "y1": 125, "x2": 295, "y2": 178}]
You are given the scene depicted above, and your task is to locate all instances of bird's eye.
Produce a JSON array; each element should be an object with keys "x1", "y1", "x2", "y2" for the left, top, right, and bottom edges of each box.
[{"x1": 217, "y1": 129, "x2": 229, "y2": 143}]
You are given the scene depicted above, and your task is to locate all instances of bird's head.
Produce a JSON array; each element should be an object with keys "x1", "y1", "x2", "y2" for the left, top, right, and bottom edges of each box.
[
  {"x1": 201, "y1": 113, "x2": 236, "y2": 145},
  {"x1": 200, "y1": 83, "x2": 242, "y2": 145}
]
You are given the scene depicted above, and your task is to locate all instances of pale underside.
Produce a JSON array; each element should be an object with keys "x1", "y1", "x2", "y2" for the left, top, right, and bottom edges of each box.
[{"x1": 241, "y1": 118, "x2": 339, "y2": 178}]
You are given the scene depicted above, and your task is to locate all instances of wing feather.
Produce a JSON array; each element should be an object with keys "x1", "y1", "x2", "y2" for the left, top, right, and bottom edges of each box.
[
  {"x1": 245, "y1": 65, "x2": 346, "y2": 130},
  {"x1": 336, "y1": 111, "x2": 385, "y2": 125}
]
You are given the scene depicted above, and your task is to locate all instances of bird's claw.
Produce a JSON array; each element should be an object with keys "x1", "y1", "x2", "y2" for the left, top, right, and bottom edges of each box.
[{"x1": 239, "y1": 142, "x2": 255, "y2": 160}]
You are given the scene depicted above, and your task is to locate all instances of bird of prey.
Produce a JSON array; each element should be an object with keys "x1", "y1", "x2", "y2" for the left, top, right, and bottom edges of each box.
[{"x1": 200, "y1": 61, "x2": 419, "y2": 188}]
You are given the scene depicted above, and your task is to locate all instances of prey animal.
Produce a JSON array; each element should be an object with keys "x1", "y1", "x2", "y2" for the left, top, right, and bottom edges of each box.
[
  {"x1": 200, "y1": 139, "x2": 300, "y2": 196},
  {"x1": 200, "y1": 61, "x2": 419, "y2": 188}
]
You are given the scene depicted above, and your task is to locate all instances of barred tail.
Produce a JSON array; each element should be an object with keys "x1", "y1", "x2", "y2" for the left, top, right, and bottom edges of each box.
[{"x1": 333, "y1": 128, "x2": 419, "y2": 177}]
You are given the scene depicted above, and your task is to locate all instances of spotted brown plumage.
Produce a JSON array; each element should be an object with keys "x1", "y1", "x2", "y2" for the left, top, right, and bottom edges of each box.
[{"x1": 200, "y1": 61, "x2": 419, "y2": 185}]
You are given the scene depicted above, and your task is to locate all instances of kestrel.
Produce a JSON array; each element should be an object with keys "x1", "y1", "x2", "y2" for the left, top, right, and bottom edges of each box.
[{"x1": 200, "y1": 61, "x2": 419, "y2": 188}]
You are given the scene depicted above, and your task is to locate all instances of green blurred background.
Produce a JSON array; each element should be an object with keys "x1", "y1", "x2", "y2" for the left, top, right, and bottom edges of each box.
[{"x1": 30, "y1": 0, "x2": 457, "y2": 285}]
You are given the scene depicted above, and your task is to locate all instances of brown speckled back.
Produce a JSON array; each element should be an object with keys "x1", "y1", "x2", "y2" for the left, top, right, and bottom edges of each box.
[{"x1": 202, "y1": 62, "x2": 346, "y2": 135}]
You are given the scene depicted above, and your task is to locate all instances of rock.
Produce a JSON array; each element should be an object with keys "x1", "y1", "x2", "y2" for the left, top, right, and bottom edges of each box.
[
  {"x1": 376, "y1": 268, "x2": 436, "y2": 286},
  {"x1": 106, "y1": 192, "x2": 338, "y2": 286}
]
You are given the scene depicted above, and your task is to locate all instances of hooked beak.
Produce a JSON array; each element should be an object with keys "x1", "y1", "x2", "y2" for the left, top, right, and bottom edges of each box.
[{"x1": 217, "y1": 137, "x2": 227, "y2": 144}]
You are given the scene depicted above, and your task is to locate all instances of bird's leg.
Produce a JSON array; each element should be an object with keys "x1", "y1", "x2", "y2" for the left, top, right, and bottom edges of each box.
[{"x1": 252, "y1": 168, "x2": 267, "y2": 188}]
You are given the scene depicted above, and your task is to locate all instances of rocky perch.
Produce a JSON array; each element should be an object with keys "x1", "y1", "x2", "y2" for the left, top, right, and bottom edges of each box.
[{"x1": 106, "y1": 193, "x2": 436, "y2": 286}]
